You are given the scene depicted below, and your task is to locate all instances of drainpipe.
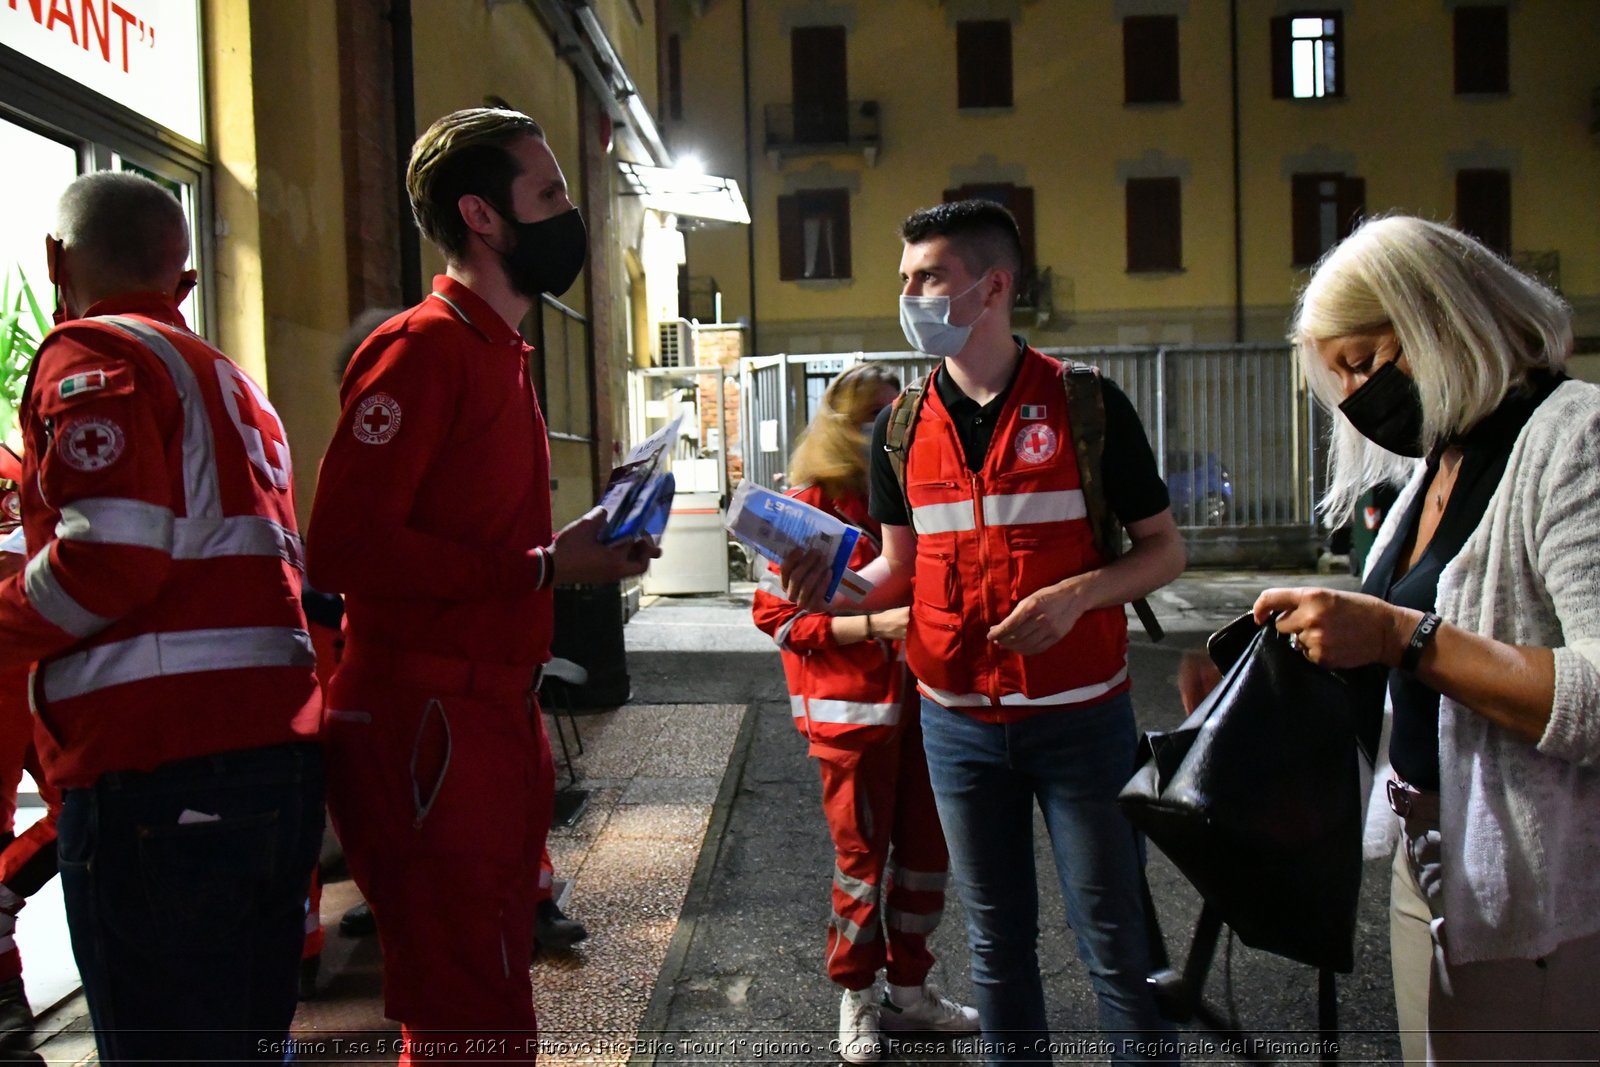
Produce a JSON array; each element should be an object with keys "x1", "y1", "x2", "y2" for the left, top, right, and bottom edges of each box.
[
  {"x1": 1230, "y1": 0, "x2": 1244, "y2": 342},
  {"x1": 742, "y1": 0, "x2": 758, "y2": 355},
  {"x1": 390, "y1": 0, "x2": 421, "y2": 305}
]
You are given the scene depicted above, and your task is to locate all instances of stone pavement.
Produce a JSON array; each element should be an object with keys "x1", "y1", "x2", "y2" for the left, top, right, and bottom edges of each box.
[{"x1": 26, "y1": 572, "x2": 1402, "y2": 1065}]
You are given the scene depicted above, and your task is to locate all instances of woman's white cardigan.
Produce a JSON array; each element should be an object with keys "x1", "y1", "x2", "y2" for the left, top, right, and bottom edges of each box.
[{"x1": 1362, "y1": 379, "x2": 1600, "y2": 964}]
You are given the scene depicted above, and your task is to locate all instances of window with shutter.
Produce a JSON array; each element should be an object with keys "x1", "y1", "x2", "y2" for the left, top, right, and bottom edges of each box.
[
  {"x1": 1456, "y1": 169, "x2": 1511, "y2": 255},
  {"x1": 1126, "y1": 178, "x2": 1183, "y2": 273},
  {"x1": 792, "y1": 26, "x2": 848, "y2": 143},
  {"x1": 1272, "y1": 13, "x2": 1343, "y2": 99},
  {"x1": 1291, "y1": 172, "x2": 1365, "y2": 266},
  {"x1": 1455, "y1": 6, "x2": 1509, "y2": 95},
  {"x1": 957, "y1": 20, "x2": 1013, "y2": 109},
  {"x1": 1124, "y1": 16, "x2": 1180, "y2": 105},
  {"x1": 777, "y1": 189, "x2": 852, "y2": 281}
]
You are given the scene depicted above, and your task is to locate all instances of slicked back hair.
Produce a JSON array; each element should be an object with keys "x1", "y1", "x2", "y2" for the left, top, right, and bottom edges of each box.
[
  {"x1": 407, "y1": 108, "x2": 545, "y2": 260},
  {"x1": 899, "y1": 199, "x2": 1023, "y2": 304},
  {"x1": 55, "y1": 171, "x2": 189, "y2": 289}
]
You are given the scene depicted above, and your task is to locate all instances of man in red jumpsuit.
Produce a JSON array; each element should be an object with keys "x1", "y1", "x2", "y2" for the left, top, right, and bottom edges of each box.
[
  {"x1": 307, "y1": 107, "x2": 654, "y2": 1059},
  {"x1": 0, "y1": 171, "x2": 324, "y2": 1062}
]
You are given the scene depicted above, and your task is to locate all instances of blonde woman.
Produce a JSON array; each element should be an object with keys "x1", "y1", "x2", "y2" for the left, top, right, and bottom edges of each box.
[
  {"x1": 751, "y1": 363, "x2": 977, "y2": 1064},
  {"x1": 1253, "y1": 216, "x2": 1600, "y2": 1063}
]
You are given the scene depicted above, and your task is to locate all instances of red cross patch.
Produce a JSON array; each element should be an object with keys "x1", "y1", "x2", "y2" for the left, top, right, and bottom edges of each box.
[
  {"x1": 215, "y1": 361, "x2": 291, "y2": 490},
  {"x1": 1014, "y1": 423, "x2": 1058, "y2": 465},
  {"x1": 352, "y1": 393, "x2": 402, "y2": 445},
  {"x1": 59, "y1": 417, "x2": 127, "y2": 473}
]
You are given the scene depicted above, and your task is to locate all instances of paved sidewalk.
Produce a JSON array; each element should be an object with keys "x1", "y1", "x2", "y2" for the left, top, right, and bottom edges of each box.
[{"x1": 28, "y1": 572, "x2": 1400, "y2": 1066}]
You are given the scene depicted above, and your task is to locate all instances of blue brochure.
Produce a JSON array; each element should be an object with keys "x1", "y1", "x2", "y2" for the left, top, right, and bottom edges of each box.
[
  {"x1": 600, "y1": 413, "x2": 685, "y2": 545},
  {"x1": 725, "y1": 481, "x2": 870, "y2": 603}
]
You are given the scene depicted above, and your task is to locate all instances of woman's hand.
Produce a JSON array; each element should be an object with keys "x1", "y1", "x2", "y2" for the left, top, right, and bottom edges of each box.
[
  {"x1": 870, "y1": 606, "x2": 910, "y2": 640},
  {"x1": 1178, "y1": 650, "x2": 1222, "y2": 715},
  {"x1": 1252, "y1": 586, "x2": 1415, "y2": 670}
]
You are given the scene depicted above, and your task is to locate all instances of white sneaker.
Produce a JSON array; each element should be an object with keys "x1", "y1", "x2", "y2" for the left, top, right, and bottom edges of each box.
[
  {"x1": 878, "y1": 982, "x2": 980, "y2": 1033},
  {"x1": 838, "y1": 987, "x2": 883, "y2": 1064}
]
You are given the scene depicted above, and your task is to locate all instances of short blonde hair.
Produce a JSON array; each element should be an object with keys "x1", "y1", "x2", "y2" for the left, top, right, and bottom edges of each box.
[
  {"x1": 789, "y1": 363, "x2": 902, "y2": 501},
  {"x1": 406, "y1": 108, "x2": 544, "y2": 259},
  {"x1": 1292, "y1": 215, "x2": 1572, "y2": 523}
]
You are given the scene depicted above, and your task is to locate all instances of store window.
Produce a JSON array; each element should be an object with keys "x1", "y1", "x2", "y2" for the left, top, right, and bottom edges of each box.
[{"x1": 1271, "y1": 13, "x2": 1343, "y2": 99}]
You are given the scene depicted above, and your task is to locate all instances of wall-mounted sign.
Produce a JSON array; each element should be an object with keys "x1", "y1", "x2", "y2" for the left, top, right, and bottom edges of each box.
[{"x1": 1, "y1": 0, "x2": 203, "y2": 144}]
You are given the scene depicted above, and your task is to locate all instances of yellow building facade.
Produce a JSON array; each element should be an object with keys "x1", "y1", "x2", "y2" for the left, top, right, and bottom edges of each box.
[{"x1": 664, "y1": 0, "x2": 1600, "y2": 358}]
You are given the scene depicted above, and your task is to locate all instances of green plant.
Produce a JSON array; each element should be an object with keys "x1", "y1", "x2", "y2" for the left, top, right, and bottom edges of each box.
[{"x1": 0, "y1": 265, "x2": 49, "y2": 448}]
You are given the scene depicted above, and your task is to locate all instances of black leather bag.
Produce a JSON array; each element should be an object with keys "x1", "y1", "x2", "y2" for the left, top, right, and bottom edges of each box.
[{"x1": 1119, "y1": 614, "x2": 1370, "y2": 972}]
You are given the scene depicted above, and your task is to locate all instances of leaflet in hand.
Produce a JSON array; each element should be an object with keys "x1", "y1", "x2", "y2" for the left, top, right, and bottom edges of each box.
[
  {"x1": 725, "y1": 481, "x2": 873, "y2": 604},
  {"x1": 599, "y1": 412, "x2": 685, "y2": 544}
]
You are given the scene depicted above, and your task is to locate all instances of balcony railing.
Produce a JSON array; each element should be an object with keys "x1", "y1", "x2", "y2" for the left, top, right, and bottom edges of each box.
[{"x1": 764, "y1": 100, "x2": 880, "y2": 165}]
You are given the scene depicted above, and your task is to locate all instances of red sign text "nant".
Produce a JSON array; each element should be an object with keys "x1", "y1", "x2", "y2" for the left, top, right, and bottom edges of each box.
[{"x1": 8, "y1": 0, "x2": 158, "y2": 75}]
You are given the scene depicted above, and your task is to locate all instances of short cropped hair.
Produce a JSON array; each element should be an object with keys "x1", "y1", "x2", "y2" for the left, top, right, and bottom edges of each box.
[
  {"x1": 406, "y1": 108, "x2": 545, "y2": 259},
  {"x1": 1293, "y1": 214, "x2": 1573, "y2": 523},
  {"x1": 55, "y1": 171, "x2": 188, "y2": 289},
  {"x1": 899, "y1": 200, "x2": 1024, "y2": 302}
]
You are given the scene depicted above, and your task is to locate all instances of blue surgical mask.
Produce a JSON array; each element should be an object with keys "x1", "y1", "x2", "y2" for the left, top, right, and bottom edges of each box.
[{"x1": 899, "y1": 274, "x2": 991, "y2": 357}]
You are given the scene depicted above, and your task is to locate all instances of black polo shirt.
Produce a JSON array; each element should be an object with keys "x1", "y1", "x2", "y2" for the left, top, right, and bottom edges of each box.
[{"x1": 868, "y1": 341, "x2": 1169, "y2": 528}]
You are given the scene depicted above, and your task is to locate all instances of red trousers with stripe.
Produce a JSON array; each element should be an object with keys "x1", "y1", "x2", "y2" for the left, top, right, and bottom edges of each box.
[
  {"x1": 811, "y1": 706, "x2": 950, "y2": 991},
  {"x1": 324, "y1": 655, "x2": 552, "y2": 1062},
  {"x1": 0, "y1": 669, "x2": 61, "y2": 984}
]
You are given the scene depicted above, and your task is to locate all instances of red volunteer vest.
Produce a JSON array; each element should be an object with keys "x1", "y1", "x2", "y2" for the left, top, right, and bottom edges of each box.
[
  {"x1": 26, "y1": 314, "x2": 319, "y2": 786},
  {"x1": 904, "y1": 347, "x2": 1129, "y2": 720},
  {"x1": 751, "y1": 486, "x2": 905, "y2": 747}
]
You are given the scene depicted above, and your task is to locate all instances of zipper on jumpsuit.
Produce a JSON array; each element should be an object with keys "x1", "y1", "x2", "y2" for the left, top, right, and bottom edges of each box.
[{"x1": 968, "y1": 471, "x2": 1004, "y2": 708}]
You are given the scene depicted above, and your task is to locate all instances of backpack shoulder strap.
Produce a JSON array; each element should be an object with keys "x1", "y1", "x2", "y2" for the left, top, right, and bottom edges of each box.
[
  {"x1": 1059, "y1": 360, "x2": 1165, "y2": 642},
  {"x1": 884, "y1": 374, "x2": 929, "y2": 525}
]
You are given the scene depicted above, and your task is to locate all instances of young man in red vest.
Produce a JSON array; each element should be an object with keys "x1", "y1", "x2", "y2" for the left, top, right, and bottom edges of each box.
[
  {"x1": 0, "y1": 171, "x2": 324, "y2": 1061},
  {"x1": 786, "y1": 200, "x2": 1186, "y2": 1064},
  {"x1": 307, "y1": 108, "x2": 653, "y2": 1058}
]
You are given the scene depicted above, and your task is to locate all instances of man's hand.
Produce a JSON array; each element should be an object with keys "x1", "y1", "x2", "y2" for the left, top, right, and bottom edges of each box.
[
  {"x1": 987, "y1": 577, "x2": 1088, "y2": 657},
  {"x1": 549, "y1": 507, "x2": 662, "y2": 586},
  {"x1": 779, "y1": 546, "x2": 833, "y2": 612},
  {"x1": 1178, "y1": 650, "x2": 1222, "y2": 715}
]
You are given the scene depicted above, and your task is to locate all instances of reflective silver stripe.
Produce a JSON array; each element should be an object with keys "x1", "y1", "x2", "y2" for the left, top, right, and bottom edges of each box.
[
  {"x1": 833, "y1": 865, "x2": 878, "y2": 904},
  {"x1": 99, "y1": 318, "x2": 222, "y2": 519},
  {"x1": 982, "y1": 489, "x2": 1086, "y2": 527},
  {"x1": 24, "y1": 550, "x2": 113, "y2": 639},
  {"x1": 41, "y1": 626, "x2": 315, "y2": 703},
  {"x1": 911, "y1": 500, "x2": 975, "y2": 535},
  {"x1": 791, "y1": 695, "x2": 902, "y2": 727},
  {"x1": 888, "y1": 864, "x2": 949, "y2": 893},
  {"x1": 885, "y1": 906, "x2": 943, "y2": 934},
  {"x1": 56, "y1": 498, "x2": 177, "y2": 553},
  {"x1": 831, "y1": 914, "x2": 879, "y2": 945},
  {"x1": 173, "y1": 516, "x2": 305, "y2": 570},
  {"x1": 773, "y1": 614, "x2": 802, "y2": 651},
  {"x1": 755, "y1": 570, "x2": 787, "y2": 599},
  {"x1": 918, "y1": 664, "x2": 1129, "y2": 708}
]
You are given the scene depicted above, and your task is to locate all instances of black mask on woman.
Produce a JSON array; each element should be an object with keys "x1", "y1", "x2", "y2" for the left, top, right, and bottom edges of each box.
[
  {"x1": 1338, "y1": 360, "x2": 1425, "y2": 457},
  {"x1": 490, "y1": 204, "x2": 587, "y2": 298}
]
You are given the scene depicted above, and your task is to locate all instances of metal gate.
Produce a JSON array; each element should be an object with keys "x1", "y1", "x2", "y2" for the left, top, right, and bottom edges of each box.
[{"x1": 739, "y1": 346, "x2": 1333, "y2": 565}]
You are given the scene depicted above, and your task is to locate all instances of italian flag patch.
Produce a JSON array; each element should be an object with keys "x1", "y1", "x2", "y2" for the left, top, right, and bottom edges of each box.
[
  {"x1": 58, "y1": 370, "x2": 108, "y2": 399},
  {"x1": 1020, "y1": 404, "x2": 1047, "y2": 420}
]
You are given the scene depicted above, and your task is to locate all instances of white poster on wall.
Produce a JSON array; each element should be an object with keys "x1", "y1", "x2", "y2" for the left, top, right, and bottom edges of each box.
[{"x1": 0, "y1": 0, "x2": 204, "y2": 144}]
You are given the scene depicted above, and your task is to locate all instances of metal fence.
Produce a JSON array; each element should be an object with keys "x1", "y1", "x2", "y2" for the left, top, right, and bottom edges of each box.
[{"x1": 739, "y1": 346, "x2": 1333, "y2": 549}]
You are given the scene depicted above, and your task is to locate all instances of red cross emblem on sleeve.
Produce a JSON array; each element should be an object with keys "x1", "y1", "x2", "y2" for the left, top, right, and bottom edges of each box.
[
  {"x1": 59, "y1": 418, "x2": 127, "y2": 473},
  {"x1": 352, "y1": 393, "x2": 402, "y2": 445},
  {"x1": 216, "y1": 361, "x2": 292, "y2": 490},
  {"x1": 1014, "y1": 423, "x2": 1058, "y2": 466}
]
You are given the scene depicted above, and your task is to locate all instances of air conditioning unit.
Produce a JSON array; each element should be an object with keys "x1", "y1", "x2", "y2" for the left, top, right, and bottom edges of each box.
[{"x1": 657, "y1": 319, "x2": 693, "y2": 367}]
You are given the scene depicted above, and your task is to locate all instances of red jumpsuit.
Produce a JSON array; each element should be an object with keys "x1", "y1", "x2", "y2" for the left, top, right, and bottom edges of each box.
[
  {"x1": 751, "y1": 485, "x2": 950, "y2": 992},
  {"x1": 307, "y1": 278, "x2": 555, "y2": 1059}
]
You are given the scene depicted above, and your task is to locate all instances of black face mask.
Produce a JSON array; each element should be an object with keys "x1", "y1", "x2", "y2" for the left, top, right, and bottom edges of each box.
[
  {"x1": 491, "y1": 204, "x2": 587, "y2": 298},
  {"x1": 1338, "y1": 360, "x2": 1425, "y2": 457}
]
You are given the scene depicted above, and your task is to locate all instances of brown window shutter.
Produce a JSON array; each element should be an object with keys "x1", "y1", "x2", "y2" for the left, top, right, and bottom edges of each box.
[
  {"x1": 1126, "y1": 178, "x2": 1181, "y2": 272},
  {"x1": 1291, "y1": 174, "x2": 1322, "y2": 266},
  {"x1": 958, "y1": 20, "x2": 1012, "y2": 109},
  {"x1": 1455, "y1": 6, "x2": 1509, "y2": 94},
  {"x1": 1270, "y1": 16, "x2": 1293, "y2": 99},
  {"x1": 826, "y1": 189, "x2": 853, "y2": 279},
  {"x1": 1337, "y1": 176, "x2": 1366, "y2": 242},
  {"x1": 1456, "y1": 169, "x2": 1512, "y2": 255},
  {"x1": 1010, "y1": 185, "x2": 1036, "y2": 274},
  {"x1": 1124, "y1": 16, "x2": 1180, "y2": 104},
  {"x1": 777, "y1": 194, "x2": 804, "y2": 280},
  {"x1": 792, "y1": 26, "x2": 848, "y2": 142}
]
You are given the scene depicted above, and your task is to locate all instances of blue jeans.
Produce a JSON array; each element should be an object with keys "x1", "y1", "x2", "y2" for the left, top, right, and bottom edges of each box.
[
  {"x1": 921, "y1": 694, "x2": 1176, "y2": 1065},
  {"x1": 57, "y1": 742, "x2": 324, "y2": 1065}
]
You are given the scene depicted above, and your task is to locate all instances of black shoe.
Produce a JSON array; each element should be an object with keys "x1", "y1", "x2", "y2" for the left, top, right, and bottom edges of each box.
[
  {"x1": 297, "y1": 956, "x2": 319, "y2": 1001},
  {"x1": 0, "y1": 977, "x2": 34, "y2": 1048},
  {"x1": 534, "y1": 899, "x2": 588, "y2": 953},
  {"x1": 339, "y1": 901, "x2": 376, "y2": 938}
]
